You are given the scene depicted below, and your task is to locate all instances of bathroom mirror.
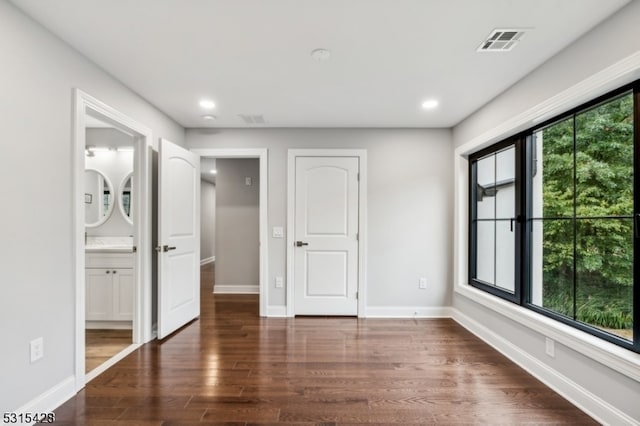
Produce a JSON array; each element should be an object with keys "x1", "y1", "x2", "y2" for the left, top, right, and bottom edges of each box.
[
  {"x1": 119, "y1": 172, "x2": 133, "y2": 225},
  {"x1": 84, "y1": 168, "x2": 114, "y2": 227}
]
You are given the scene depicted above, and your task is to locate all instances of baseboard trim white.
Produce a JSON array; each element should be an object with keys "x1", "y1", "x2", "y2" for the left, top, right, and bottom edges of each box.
[
  {"x1": 214, "y1": 284, "x2": 259, "y2": 294},
  {"x1": 365, "y1": 306, "x2": 453, "y2": 318},
  {"x1": 14, "y1": 375, "x2": 75, "y2": 425},
  {"x1": 85, "y1": 321, "x2": 132, "y2": 330},
  {"x1": 200, "y1": 256, "x2": 215, "y2": 265},
  {"x1": 85, "y1": 343, "x2": 141, "y2": 384},
  {"x1": 451, "y1": 308, "x2": 637, "y2": 426},
  {"x1": 265, "y1": 305, "x2": 287, "y2": 317}
]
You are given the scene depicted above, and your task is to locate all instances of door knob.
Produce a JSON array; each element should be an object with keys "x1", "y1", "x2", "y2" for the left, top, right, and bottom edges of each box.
[
  {"x1": 156, "y1": 245, "x2": 177, "y2": 252},
  {"x1": 295, "y1": 241, "x2": 309, "y2": 247}
]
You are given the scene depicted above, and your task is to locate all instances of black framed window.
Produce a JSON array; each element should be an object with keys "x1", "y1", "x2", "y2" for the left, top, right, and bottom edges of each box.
[{"x1": 468, "y1": 83, "x2": 639, "y2": 353}]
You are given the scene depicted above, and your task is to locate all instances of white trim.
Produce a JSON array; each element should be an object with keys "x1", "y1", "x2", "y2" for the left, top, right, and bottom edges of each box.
[
  {"x1": 452, "y1": 51, "x2": 640, "y2": 385},
  {"x1": 73, "y1": 89, "x2": 153, "y2": 393},
  {"x1": 200, "y1": 256, "x2": 215, "y2": 265},
  {"x1": 452, "y1": 308, "x2": 638, "y2": 426},
  {"x1": 286, "y1": 149, "x2": 368, "y2": 318},
  {"x1": 190, "y1": 148, "x2": 268, "y2": 317},
  {"x1": 14, "y1": 376, "x2": 75, "y2": 424},
  {"x1": 214, "y1": 284, "x2": 260, "y2": 294},
  {"x1": 85, "y1": 343, "x2": 141, "y2": 384},
  {"x1": 85, "y1": 321, "x2": 132, "y2": 330},
  {"x1": 266, "y1": 305, "x2": 287, "y2": 317},
  {"x1": 365, "y1": 306, "x2": 453, "y2": 318}
]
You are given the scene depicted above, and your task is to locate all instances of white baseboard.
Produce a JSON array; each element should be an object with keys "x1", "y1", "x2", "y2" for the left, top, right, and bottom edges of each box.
[
  {"x1": 265, "y1": 305, "x2": 287, "y2": 317},
  {"x1": 365, "y1": 306, "x2": 453, "y2": 318},
  {"x1": 85, "y1": 343, "x2": 141, "y2": 384},
  {"x1": 214, "y1": 284, "x2": 259, "y2": 294},
  {"x1": 14, "y1": 376, "x2": 75, "y2": 425},
  {"x1": 85, "y1": 321, "x2": 132, "y2": 330},
  {"x1": 200, "y1": 256, "x2": 215, "y2": 265},
  {"x1": 451, "y1": 308, "x2": 637, "y2": 426}
]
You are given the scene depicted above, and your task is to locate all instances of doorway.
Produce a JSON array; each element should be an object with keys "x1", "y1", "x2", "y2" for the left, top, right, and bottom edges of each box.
[
  {"x1": 73, "y1": 90, "x2": 153, "y2": 389},
  {"x1": 286, "y1": 149, "x2": 368, "y2": 317},
  {"x1": 192, "y1": 149, "x2": 269, "y2": 316}
]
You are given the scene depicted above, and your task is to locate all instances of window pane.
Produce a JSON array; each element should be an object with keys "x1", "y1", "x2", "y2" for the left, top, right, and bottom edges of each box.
[
  {"x1": 475, "y1": 221, "x2": 495, "y2": 284},
  {"x1": 476, "y1": 154, "x2": 495, "y2": 219},
  {"x1": 533, "y1": 117, "x2": 574, "y2": 219},
  {"x1": 495, "y1": 220, "x2": 515, "y2": 293},
  {"x1": 531, "y1": 218, "x2": 574, "y2": 318},
  {"x1": 496, "y1": 147, "x2": 515, "y2": 219},
  {"x1": 575, "y1": 93, "x2": 634, "y2": 217},
  {"x1": 576, "y1": 219, "x2": 633, "y2": 341}
]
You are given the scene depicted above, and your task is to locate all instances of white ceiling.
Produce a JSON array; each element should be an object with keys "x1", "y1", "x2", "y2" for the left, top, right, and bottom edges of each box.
[{"x1": 11, "y1": 0, "x2": 630, "y2": 128}]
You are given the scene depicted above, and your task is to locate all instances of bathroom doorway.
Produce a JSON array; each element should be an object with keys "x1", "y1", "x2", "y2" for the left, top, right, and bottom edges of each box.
[{"x1": 73, "y1": 90, "x2": 153, "y2": 390}]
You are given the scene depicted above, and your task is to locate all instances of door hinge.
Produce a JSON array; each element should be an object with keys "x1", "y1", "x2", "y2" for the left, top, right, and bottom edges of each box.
[
  {"x1": 355, "y1": 291, "x2": 358, "y2": 299},
  {"x1": 356, "y1": 233, "x2": 359, "y2": 241},
  {"x1": 357, "y1": 173, "x2": 360, "y2": 181}
]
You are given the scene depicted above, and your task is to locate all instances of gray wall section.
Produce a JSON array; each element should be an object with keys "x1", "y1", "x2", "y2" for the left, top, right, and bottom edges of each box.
[
  {"x1": 214, "y1": 159, "x2": 260, "y2": 289},
  {"x1": 200, "y1": 180, "x2": 216, "y2": 261},
  {"x1": 0, "y1": 1, "x2": 184, "y2": 412},
  {"x1": 452, "y1": 0, "x2": 640, "y2": 422},
  {"x1": 186, "y1": 128, "x2": 453, "y2": 308}
]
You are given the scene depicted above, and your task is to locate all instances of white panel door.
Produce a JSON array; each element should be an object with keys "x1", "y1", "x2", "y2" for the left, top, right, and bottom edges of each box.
[
  {"x1": 158, "y1": 138, "x2": 200, "y2": 339},
  {"x1": 294, "y1": 157, "x2": 359, "y2": 315}
]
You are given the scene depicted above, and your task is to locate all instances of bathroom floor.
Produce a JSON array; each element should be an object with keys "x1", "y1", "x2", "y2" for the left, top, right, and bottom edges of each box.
[{"x1": 85, "y1": 329, "x2": 132, "y2": 373}]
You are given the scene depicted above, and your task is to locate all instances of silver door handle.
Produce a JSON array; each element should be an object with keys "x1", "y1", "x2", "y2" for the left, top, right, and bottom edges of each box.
[
  {"x1": 156, "y1": 245, "x2": 177, "y2": 252},
  {"x1": 295, "y1": 241, "x2": 309, "y2": 247}
]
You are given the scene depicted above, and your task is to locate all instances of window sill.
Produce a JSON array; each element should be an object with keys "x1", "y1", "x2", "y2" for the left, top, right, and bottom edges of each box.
[{"x1": 454, "y1": 283, "x2": 640, "y2": 383}]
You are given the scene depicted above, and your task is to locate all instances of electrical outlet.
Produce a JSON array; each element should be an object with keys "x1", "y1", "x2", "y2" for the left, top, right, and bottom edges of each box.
[
  {"x1": 272, "y1": 227, "x2": 284, "y2": 238},
  {"x1": 545, "y1": 337, "x2": 555, "y2": 358},
  {"x1": 419, "y1": 277, "x2": 427, "y2": 289},
  {"x1": 30, "y1": 337, "x2": 43, "y2": 363},
  {"x1": 245, "y1": 176, "x2": 252, "y2": 186},
  {"x1": 275, "y1": 276, "x2": 284, "y2": 288}
]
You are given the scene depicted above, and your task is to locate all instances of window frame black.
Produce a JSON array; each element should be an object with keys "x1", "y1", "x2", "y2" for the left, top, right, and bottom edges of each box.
[{"x1": 468, "y1": 81, "x2": 640, "y2": 354}]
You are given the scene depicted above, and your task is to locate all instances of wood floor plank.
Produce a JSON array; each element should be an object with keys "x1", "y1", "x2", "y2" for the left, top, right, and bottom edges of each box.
[{"x1": 53, "y1": 263, "x2": 597, "y2": 424}]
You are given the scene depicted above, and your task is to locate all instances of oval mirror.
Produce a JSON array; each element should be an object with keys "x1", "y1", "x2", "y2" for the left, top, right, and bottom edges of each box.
[
  {"x1": 119, "y1": 172, "x2": 133, "y2": 225},
  {"x1": 84, "y1": 168, "x2": 114, "y2": 227}
]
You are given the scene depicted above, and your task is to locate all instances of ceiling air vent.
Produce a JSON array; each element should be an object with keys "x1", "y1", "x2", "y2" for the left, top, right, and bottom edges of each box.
[
  {"x1": 238, "y1": 114, "x2": 265, "y2": 125},
  {"x1": 477, "y1": 29, "x2": 527, "y2": 52}
]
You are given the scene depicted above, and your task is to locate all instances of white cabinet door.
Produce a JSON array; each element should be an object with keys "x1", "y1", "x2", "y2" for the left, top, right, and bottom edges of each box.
[
  {"x1": 293, "y1": 156, "x2": 359, "y2": 315},
  {"x1": 86, "y1": 269, "x2": 113, "y2": 321},
  {"x1": 112, "y1": 268, "x2": 134, "y2": 321},
  {"x1": 157, "y1": 138, "x2": 200, "y2": 339}
]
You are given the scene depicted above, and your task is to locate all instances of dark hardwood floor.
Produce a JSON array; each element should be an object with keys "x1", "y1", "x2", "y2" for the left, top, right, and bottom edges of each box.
[{"x1": 52, "y1": 263, "x2": 596, "y2": 424}]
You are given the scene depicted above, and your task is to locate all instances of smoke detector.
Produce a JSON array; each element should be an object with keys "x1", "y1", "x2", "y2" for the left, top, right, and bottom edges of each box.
[{"x1": 477, "y1": 29, "x2": 528, "y2": 52}]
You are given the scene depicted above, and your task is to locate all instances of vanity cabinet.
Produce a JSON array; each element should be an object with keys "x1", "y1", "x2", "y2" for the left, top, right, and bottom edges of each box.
[{"x1": 85, "y1": 253, "x2": 134, "y2": 324}]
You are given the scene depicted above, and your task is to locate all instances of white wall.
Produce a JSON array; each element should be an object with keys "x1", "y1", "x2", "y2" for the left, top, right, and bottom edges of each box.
[
  {"x1": 85, "y1": 128, "x2": 135, "y2": 237},
  {"x1": 452, "y1": 1, "x2": 640, "y2": 423},
  {"x1": 215, "y1": 159, "x2": 259, "y2": 291},
  {"x1": 0, "y1": 1, "x2": 184, "y2": 413},
  {"x1": 186, "y1": 128, "x2": 453, "y2": 312},
  {"x1": 200, "y1": 180, "x2": 216, "y2": 262}
]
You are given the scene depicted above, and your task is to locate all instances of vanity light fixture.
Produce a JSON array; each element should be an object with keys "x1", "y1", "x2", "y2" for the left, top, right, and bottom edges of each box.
[
  {"x1": 421, "y1": 99, "x2": 439, "y2": 110},
  {"x1": 199, "y1": 99, "x2": 216, "y2": 109}
]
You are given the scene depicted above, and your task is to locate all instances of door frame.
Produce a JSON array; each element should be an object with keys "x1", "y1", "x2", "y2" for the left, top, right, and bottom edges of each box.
[
  {"x1": 190, "y1": 148, "x2": 269, "y2": 317},
  {"x1": 72, "y1": 89, "x2": 153, "y2": 390},
  {"x1": 286, "y1": 149, "x2": 368, "y2": 318}
]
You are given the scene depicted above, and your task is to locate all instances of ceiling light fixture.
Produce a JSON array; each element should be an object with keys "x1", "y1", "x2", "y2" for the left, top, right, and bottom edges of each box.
[
  {"x1": 310, "y1": 48, "x2": 331, "y2": 62},
  {"x1": 201, "y1": 114, "x2": 216, "y2": 121},
  {"x1": 209, "y1": 169, "x2": 217, "y2": 175},
  {"x1": 199, "y1": 99, "x2": 216, "y2": 109},
  {"x1": 422, "y1": 99, "x2": 439, "y2": 110}
]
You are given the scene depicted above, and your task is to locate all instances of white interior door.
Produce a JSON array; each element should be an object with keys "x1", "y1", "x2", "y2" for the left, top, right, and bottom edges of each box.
[
  {"x1": 294, "y1": 156, "x2": 359, "y2": 315},
  {"x1": 158, "y1": 138, "x2": 200, "y2": 339}
]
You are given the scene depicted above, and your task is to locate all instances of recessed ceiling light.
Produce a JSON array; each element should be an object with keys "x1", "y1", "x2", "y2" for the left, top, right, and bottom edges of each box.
[
  {"x1": 422, "y1": 99, "x2": 439, "y2": 110},
  {"x1": 201, "y1": 114, "x2": 216, "y2": 121},
  {"x1": 209, "y1": 169, "x2": 217, "y2": 174},
  {"x1": 199, "y1": 99, "x2": 216, "y2": 109},
  {"x1": 310, "y1": 48, "x2": 331, "y2": 62}
]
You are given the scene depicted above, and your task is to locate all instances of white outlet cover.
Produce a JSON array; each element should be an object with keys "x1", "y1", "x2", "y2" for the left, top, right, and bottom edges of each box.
[
  {"x1": 30, "y1": 337, "x2": 43, "y2": 363},
  {"x1": 273, "y1": 227, "x2": 284, "y2": 238},
  {"x1": 245, "y1": 176, "x2": 252, "y2": 186},
  {"x1": 275, "y1": 277, "x2": 284, "y2": 288},
  {"x1": 545, "y1": 337, "x2": 555, "y2": 358},
  {"x1": 419, "y1": 278, "x2": 427, "y2": 289}
]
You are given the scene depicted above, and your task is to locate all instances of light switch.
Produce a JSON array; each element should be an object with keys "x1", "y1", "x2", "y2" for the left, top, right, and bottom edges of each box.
[{"x1": 273, "y1": 226, "x2": 284, "y2": 238}]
